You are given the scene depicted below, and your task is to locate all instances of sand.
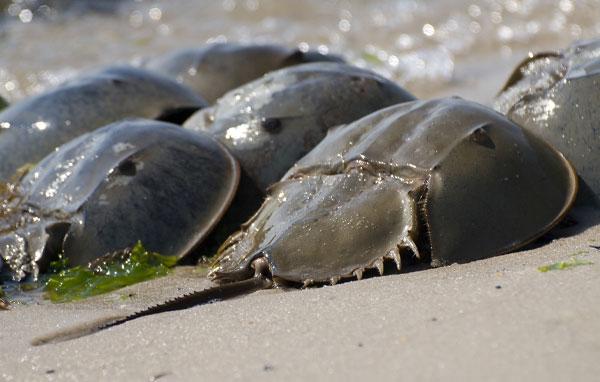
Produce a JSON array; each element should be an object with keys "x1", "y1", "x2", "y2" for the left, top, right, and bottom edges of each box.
[{"x1": 0, "y1": 206, "x2": 599, "y2": 381}]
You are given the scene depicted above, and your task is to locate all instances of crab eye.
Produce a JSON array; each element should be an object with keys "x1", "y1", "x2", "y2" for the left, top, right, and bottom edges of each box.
[
  {"x1": 469, "y1": 125, "x2": 496, "y2": 149},
  {"x1": 117, "y1": 159, "x2": 137, "y2": 176},
  {"x1": 261, "y1": 117, "x2": 282, "y2": 134}
]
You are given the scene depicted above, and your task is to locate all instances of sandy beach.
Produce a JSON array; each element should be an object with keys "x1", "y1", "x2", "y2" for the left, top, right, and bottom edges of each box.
[{"x1": 1, "y1": 206, "x2": 598, "y2": 381}]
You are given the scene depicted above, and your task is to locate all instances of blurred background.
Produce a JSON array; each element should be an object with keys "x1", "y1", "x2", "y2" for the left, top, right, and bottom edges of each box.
[{"x1": 0, "y1": 0, "x2": 598, "y2": 104}]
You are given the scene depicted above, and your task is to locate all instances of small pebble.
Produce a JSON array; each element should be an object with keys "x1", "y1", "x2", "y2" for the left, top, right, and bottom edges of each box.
[
  {"x1": 151, "y1": 372, "x2": 170, "y2": 381},
  {"x1": 263, "y1": 364, "x2": 274, "y2": 372}
]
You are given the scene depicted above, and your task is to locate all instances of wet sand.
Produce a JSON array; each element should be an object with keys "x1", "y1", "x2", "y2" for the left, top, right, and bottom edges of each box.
[{"x1": 1, "y1": 206, "x2": 599, "y2": 381}]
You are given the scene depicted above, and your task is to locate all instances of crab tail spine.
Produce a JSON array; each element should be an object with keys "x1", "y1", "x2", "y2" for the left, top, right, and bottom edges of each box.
[
  {"x1": 113, "y1": 275, "x2": 273, "y2": 324},
  {"x1": 31, "y1": 275, "x2": 273, "y2": 346}
]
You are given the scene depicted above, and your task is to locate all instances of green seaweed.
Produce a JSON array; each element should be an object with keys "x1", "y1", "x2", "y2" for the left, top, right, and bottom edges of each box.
[
  {"x1": 45, "y1": 241, "x2": 177, "y2": 303},
  {"x1": 538, "y1": 257, "x2": 593, "y2": 273},
  {"x1": 0, "y1": 286, "x2": 4, "y2": 298},
  {"x1": 49, "y1": 253, "x2": 70, "y2": 273}
]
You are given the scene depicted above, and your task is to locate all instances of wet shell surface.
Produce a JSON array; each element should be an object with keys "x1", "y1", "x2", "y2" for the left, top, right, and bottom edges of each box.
[
  {"x1": 496, "y1": 38, "x2": 600, "y2": 204},
  {"x1": 184, "y1": 62, "x2": 416, "y2": 191},
  {"x1": 143, "y1": 42, "x2": 344, "y2": 103},
  {"x1": 0, "y1": 66, "x2": 206, "y2": 181},
  {"x1": 0, "y1": 119, "x2": 238, "y2": 281},
  {"x1": 210, "y1": 98, "x2": 578, "y2": 285}
]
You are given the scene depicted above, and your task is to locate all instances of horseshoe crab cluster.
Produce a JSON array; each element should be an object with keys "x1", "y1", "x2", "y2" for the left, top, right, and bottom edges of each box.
[
  {"x1": 0, "y1": 43, "x2": 415, "y2": 281},
  {"x1": 0, "y1": 38, "x2": 594, "y2": 342}
]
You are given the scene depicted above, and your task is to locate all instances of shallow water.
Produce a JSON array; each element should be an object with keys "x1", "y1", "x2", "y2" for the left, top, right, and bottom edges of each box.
[{"x1": 0, "y1": 0, "x2": 598, "y2": 105}]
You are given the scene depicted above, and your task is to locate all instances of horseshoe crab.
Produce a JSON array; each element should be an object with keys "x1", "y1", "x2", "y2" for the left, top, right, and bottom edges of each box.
[
  {"x1": 0, "y1": 119, "x2": 238, "y2": 281},
  {"x1": 143, "y1": 43, "x2": 344, "y2": 103},
  {"x1": 210, "y1": 97, "x2": 577, "y2": 283},
  {"x1": 496, "y1": 38, "x2": 600, "y2": 204},
  {"x1": 0, "y1": 66, "x2": 206, "y2": 181},
  {"x1": 34, "y1": 97, "x2": 577, "y2": 345},
  {"x1": 184, "y1": 62, "x2": 416, "y2": 191}
]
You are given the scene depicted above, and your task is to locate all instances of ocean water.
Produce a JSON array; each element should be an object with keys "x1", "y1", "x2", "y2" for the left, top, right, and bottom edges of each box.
[{"x1": 0, "y1": 0, "x2": 598, "y2": 105}]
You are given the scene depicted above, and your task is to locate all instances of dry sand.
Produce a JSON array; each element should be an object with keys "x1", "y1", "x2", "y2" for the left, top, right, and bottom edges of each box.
[{"x1": 1, "y1": 207, "x2": 599, "y2": 381}]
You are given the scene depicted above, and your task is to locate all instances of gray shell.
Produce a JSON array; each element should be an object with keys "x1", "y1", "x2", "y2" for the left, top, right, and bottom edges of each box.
[
  {"x1": 210, "y1": 98, "x2": 577, "y2": 285},
  {"x1": 184, "y1": 62, "x2": 416, "y2": 191},
  {"x1": 0, "y1": 119, "x2": 238, "y2": 281},
  {"x1": 0, "y1": 66, "x2": 206, "y2": 181},
  {"x1": 496, "y1": 38, "x2": 600, "y2": 204},
  {"x1": 143, "y1": 43, "x2": 344, "y2": 103}
]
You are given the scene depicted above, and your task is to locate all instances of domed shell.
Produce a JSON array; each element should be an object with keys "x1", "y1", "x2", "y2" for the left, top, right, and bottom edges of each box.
[
  {"x1": 185, "y1": 62, "x2": 416, "y2": 191},
  {"x1": 496, "y1": 38, "x2": 600, "y2": 204},
  {"x1": 0, "y1": 119, "x2": 238, "y2": 280},
  {"x1": 143, "y1": 42, "x2": 344, "y2": 103}
]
